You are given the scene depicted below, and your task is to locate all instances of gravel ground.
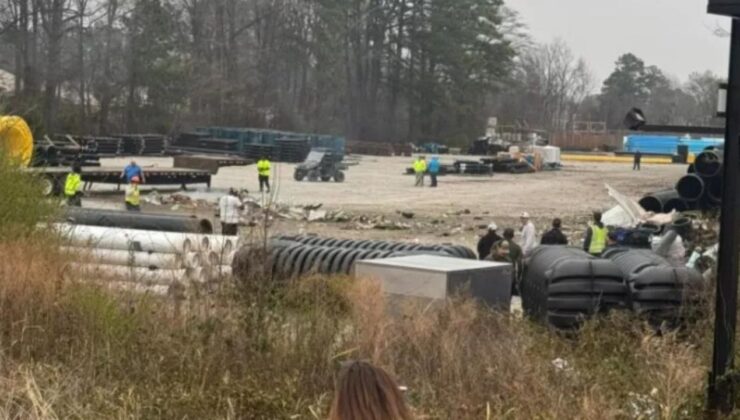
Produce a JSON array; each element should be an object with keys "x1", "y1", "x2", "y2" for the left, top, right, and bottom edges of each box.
[{"x1": 84, "y1": 155, "x2": 687, "y2": 250}]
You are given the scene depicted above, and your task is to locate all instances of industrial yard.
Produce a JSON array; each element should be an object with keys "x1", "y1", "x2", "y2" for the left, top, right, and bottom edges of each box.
[{"x1": 1, "y1": 0, "x2": 738, "y2": 417}]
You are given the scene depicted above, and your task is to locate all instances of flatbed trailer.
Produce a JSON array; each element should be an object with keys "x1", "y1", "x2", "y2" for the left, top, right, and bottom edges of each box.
[{"x1": 29, "y1": 166, "x2": 212, "y2": 196}]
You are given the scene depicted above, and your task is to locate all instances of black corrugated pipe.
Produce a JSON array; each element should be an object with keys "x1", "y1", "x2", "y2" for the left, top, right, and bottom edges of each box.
[
  {"x1": 639, "y1": 190, "x2": 681, "y2": 213},
  {"x1": 521, "y1": 246, "x2": 628, "y2": 330},
  {"x1": 63, "y1": 207, "x2": 213, "y2": 233},
  {"x1": 695, "y1": 149, "x2": 724, "y2": 178},
  {"x1": 602, "y1": 248, "x2": 704, "y2": 328},
  {"x1": 676, "y1": 174, "x2": 706, "y2": 202}
]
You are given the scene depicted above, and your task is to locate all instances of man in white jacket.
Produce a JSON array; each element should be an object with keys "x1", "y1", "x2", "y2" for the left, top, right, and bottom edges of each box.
[
  {"x1": 520, "y1": 212, "x2": 537, "y2": 257},
  {"x1": 219, "y1": 188, "x2": 244, "y2": 235}
]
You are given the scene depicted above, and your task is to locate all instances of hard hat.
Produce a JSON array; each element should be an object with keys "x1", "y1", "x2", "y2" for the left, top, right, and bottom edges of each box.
[
  {"x1": 520, "y1": 212, "x2": 530, "y2": 218},
  {"x1": 487, "y1": 222, "x2": 498, "y2": 231},
  {"x1": 131, "y1": 176, "x2": 140, "y2": 183}
]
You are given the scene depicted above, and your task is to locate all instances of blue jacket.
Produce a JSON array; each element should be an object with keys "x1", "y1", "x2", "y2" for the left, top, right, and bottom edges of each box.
[{"x1": 427, "y1": 157, "x2": 440, "y2": 174}]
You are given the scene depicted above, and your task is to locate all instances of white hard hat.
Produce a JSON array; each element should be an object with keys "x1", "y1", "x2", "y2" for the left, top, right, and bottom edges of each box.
[
  {"x1": 520, "y1": 212, "x2": 530, "y2": 218},
  {"x1": 488, "y1": 222, "x2": 498, "y2": 231}
]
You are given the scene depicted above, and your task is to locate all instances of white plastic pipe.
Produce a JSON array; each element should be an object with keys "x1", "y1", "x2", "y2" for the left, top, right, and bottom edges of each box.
[
  {"x1": 200, "y1": 235, "x2": 238, "y2": 254},
  {"x1": 53, "y1": 223, "x2": 198, "y2": 254},
  {"x1": 68, "y1": 263, "x2": 187, "y2": 285},
  {"x1": 61, "y1": 247, "x2": 183, "y2": 269}
]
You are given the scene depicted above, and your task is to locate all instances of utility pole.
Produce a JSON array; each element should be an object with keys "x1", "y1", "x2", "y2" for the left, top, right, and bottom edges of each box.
[{"x1": 707, "y1": 1, "x2": 740, "y2": 414}]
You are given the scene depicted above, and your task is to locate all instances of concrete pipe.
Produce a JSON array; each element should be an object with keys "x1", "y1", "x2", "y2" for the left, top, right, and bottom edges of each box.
[
  {"x1": 69, "y1": 263, "x2": 187, "y2": 285},
  {"x1": 676, "y1": 175, "x2": 705, "y2": 202},
  {"x1": 200, "y1": 235, "x2": 238, "y2": 254},
  {"x1": 638, "y1": 190, "x2": 681, "y2": 213},
  {"x1": 662, "y1": 198, "x2": 690, "y2": 213},
  {"x1": 106, "y1": 282, "x2": 171, "y2": 296},
  {"x1": 694, "y1": 149, "x2": 723, "y2": 178},
  {"x1": 53, "y1": 223, "x2": 198, "y2": 254},
  {"x1": 61, "y1": 247, "x2": 183, "y2": 269},
  {"x1": 63, "y1": 207, "x2": 214, "y2": 234}
]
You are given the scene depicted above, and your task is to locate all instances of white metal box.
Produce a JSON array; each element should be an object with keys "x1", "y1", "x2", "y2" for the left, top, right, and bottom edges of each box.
[{"x1": 354, "y1": 255, "x2": 512, "y2": 310}]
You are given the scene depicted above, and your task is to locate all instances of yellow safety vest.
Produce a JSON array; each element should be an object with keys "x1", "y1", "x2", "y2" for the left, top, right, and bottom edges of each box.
[
  {"x1": 257, "y1": 159, "x2": 271, "y2": 176},
  {"x1": 125, "y1": 184, "x2": 140, "y2": 206},
  {"x1": 413, "y1": 160, "x2": 426, "y2": 174},
  {"x1": 64, "y1": 173, "x2": 81, "y2": 197},
  {"x1": 588, "y1": 225, "x2": 607, "y2": 255}
]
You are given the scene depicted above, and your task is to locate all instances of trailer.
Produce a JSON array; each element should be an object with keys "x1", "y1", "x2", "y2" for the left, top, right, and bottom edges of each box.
[{"x1": 30, "y1": 166, "x2": 213, "y2": 196}]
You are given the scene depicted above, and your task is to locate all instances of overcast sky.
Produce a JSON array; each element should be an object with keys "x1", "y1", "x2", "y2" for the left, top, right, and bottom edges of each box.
[{"x1": 505, "y1": 0, "x2": 732, "y2": 86}]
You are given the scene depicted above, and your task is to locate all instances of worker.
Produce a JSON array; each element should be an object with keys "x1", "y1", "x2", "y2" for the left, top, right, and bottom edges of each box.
[
  {"x1": 125, "y1": 176, "x2": 141, "y2": 211},
  {"x1": 427, "y1": 156, "x2": 440, "y2": 187},
  {"x1": 583, "y1": 211, "x2": 607, "y2": 256},
  {"x1": 64, "y1": 164, "x2": 83, "y2": 207},
  {"x1": 488, "y1": 240, "x2": 517, "y2": 292},
  {"x1": 219, "y1": 188, "x2": 244, "y2": 235},
  {"x1": 121, "y1": 160, "x2": 145, "y2": 183},
  {"x1": 496, "y1": 229, "x2": 523, "y2": 294},
  {"x1": 413, "y1": 156, "x2": 427, "y2": 187},
  {"x1": 520, "y1": 212, "x2": 536, "y2": 257},
  {"x1": 257, "y1": 155, "x2": 271, "y2": 193},
  {"x1": 477, "y1": 222, "x2": 502, "y2": 260},
  {"x1": 633, "y1": 150, "x2": 642, "y2": 171},
  {"x1": 540, "y1": 218, "x2": 568, "y2": 245}
]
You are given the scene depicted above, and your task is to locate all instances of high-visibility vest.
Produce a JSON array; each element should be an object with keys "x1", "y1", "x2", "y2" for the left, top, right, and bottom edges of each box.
[
  {"x1": 64, "y1": 173, "x2": 81, "y2": 197},
  {"x1": 413, "y1": 160, "x2": 426, "y2": 174},
  {"x1": 125, "y1": 184, "x2": 140, "y2": 206},
  {"x1": 588, "y1": 225, "x2": 607, "y2": 255},
  {"x1": 257, "y1": 159, "x2": 271, "y2": 176}
]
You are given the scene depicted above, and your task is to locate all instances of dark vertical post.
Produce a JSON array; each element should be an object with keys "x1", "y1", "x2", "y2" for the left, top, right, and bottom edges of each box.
[{"x1": 708, "y1": 18, "x2": 740, "y2": 414}]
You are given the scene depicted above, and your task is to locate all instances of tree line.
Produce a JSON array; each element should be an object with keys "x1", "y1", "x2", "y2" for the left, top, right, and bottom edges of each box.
[{"x1": 0, "y1": 0, "x2": 725, "y2": 143}]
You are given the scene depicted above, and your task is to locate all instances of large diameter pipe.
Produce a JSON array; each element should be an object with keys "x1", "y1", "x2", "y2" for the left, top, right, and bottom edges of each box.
[
  {"x1": 676, "y1": 174, "x2": 706, "y2": 202},
  {"x1": 67, "y1": 263, "x2": 187, "y2": 285},
  {"x1": 695, "y1": 149, "x2": 724, "y2": 178},
  {"x1": 61, "y1": 247, "x2": 183, "y2": 269},
  {"x1": 200, "y1": 235, "x2": 238, "y2": 254},
  {"x1": 639, "y1": 189, "x2": 681, "y2": 213},
  {"x1": 53, "y1": 223, "x2": 197, "y2": 254},
  {"x1": 64, "y1": 207, "x2": 213, "y2": 234}
]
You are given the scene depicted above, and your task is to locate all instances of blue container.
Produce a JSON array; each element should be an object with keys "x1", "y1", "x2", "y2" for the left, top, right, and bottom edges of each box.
[{"x1": 624, "y1": 135, "x2": 724, "y2": 154}]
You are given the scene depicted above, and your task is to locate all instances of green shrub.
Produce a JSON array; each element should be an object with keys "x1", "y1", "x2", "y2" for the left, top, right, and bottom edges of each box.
[{"x1": 0, "y1": 155, "x2": 56, "y2": 239}]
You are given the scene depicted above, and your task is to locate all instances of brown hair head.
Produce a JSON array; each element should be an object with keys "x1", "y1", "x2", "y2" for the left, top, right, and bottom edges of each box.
[{"x1": 329, "y1": 361, "x2": 412, "y2": 420}]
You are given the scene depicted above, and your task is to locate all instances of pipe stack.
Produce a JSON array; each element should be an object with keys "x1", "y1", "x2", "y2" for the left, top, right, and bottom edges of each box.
[
  {"x1": 602, "y1": 248, "x2": 704, "y2": 329},
  {"x1": 232, "y1": 236, "x2": 477, "y2": 280},
  {"x1": 639, "y1": 148, "x2": 723, "y2": 213},
  {"x1": 54, "y1": 223, "x2": 238, "y2": 287},
  {"x1": 521, "y1": 246, "x2": 629, "y2": 330}
]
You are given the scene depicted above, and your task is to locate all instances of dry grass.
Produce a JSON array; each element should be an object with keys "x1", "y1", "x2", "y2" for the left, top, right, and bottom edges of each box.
[{"x1": 0, "y1": 236, "x2": 719, "y2": 419}]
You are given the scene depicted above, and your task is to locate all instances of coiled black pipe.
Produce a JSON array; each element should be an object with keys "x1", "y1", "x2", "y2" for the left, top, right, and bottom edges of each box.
[
  {"x1": 676, "y1": 174, "x2": 705, "y2": 202},
  {"x1": 63, "y1": 207, "x2": 213, "y2": 233}
]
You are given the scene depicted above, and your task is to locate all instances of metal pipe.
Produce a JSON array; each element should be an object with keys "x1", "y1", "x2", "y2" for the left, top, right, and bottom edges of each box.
[
  {"x1": 63, "y1": 207, "x2": 213, "y2": 233},
  {"x1": 61, "y1": 247, "x2": 183, "y2": 269},
  {"x1": 676, "y1": 174, "x2": 705, "y2": 202},
  {"x1": 53, "y1": 223, "x2": 198, "y2": 254},
  {"x1": 709, "y1": 17, "x2": 740, "y2": 414}
]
